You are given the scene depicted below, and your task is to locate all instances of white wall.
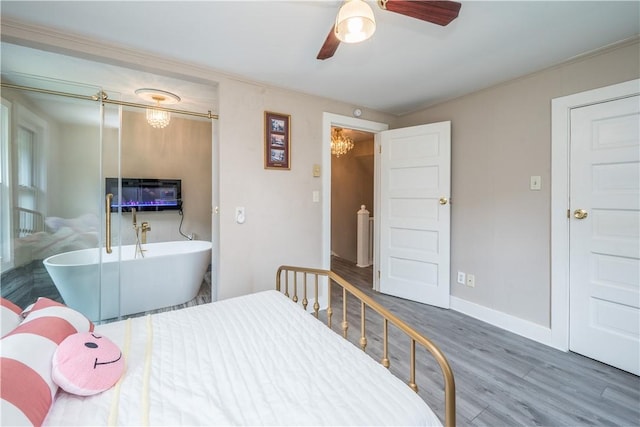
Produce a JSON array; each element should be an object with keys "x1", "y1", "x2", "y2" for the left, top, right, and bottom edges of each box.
[
  {"x1": 216, "y1": 80, "x2": 394, "y2": 299},
  {"x1": 396, "y1": 40, "x2": 640, "y2": 328},
  {"x1": 114, "y1": 111, "x2": 212, "y2": 245}
]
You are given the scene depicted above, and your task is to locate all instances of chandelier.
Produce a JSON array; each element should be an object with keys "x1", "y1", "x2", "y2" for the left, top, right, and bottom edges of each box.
[
  {"x1": 135, "y1": 88, "x2": 181, "y2": 129},
  {"x1": 146, "y1": 98, "x2": 170, "y2": 129},
  {"x1": 331, "y1": 128, "x2": 355, "y2": 157}
]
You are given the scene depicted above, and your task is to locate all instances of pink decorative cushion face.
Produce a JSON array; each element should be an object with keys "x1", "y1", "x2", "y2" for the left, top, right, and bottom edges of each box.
[{"x1": 52, "y1": 332, "x2": 124, "y2": 396}]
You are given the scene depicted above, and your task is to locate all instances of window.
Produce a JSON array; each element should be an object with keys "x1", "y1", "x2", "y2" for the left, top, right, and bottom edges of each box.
[
  {"x1": 17, "y1": 126, "x2": 37, "y2": 208},
  {"x1": 14, "y1": 105, "x2": 46, "y2": 241},
  {"x1": 0, "y1": 99, "x2": 11, "y2": 271},
  {"x1": 15, "y1": 126, "x2": 39, "y2": 237},
  {"x1": 0, "y1": 101, "x2": 47, "y2": 272}
]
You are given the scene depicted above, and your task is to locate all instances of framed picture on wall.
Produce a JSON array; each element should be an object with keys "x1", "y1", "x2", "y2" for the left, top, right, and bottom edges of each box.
[{"x1": 264, "y1": 111, "x2": 291, "y2": 170}]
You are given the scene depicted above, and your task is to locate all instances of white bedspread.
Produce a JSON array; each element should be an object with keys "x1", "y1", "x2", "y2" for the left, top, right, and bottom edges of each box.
[{"x1": 45, "y1": 290, "x2": 441, "y2": 426}]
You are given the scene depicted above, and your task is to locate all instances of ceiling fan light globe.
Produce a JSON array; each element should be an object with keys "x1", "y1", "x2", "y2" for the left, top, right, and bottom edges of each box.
[
  {"x1": 335, "y1": 0, "x2": 376, "y2": 43},
  {"x1": 347, "y1": 17, "x2": 364, "y2": 33}
]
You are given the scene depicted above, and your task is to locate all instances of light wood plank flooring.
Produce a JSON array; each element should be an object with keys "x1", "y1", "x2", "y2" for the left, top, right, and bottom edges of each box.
[{"x1": 329, "y1": 256, "x2": 640, "y2": 426}]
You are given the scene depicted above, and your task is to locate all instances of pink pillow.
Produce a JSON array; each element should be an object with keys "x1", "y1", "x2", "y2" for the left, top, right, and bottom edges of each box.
[
  {"x1": 52, "y1": 332, "x2": 124, "y2": 396},
  {"x1": 1, "y1": 298, "x2": 22, "y2": 337},
  {"x1": 1, "y1": 298, "x2": 94, "y2": 426}
]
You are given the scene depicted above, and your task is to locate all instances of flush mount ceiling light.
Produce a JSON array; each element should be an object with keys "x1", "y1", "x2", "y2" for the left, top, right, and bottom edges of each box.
[
  {"x1": 335, "y1": 0, "x2": 376, "y2": 44},
  {"x1": 331, "y1": 127, "x2": 355, "y2": 157},
  {"x1": 135, "y1": 88, "x2": 181, "y2": 129}
]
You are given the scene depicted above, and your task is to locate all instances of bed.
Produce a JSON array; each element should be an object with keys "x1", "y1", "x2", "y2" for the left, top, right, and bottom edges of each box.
[{"x1": 2, "y1": 266, "x2": 455, "y2": 426}]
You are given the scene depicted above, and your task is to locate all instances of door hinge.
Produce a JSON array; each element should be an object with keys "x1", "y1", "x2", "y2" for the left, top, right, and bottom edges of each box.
[
  {"x1": 377, "y1": 270, "x2": 381, "y2": 279},
  {"x1": 379, "y1": 145, "x2": 382, "y2": 154},
  {"x1": 567, "y1": 209, "x2": 570, "y2": 218}
]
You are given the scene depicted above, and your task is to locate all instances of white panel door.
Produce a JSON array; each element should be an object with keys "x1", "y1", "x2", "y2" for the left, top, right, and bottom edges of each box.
[
  {"x1": 378, "y1": 122, "x2": 451, "y2": 307},
  {"x1": 569, "y1": 95, "x2": 640, "y2": 375}
]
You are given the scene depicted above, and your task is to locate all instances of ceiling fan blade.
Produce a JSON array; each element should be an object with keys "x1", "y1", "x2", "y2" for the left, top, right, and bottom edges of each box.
[
  {"x1": 317, "y1": 26, "x2": 341, "y2": 60},
  {"x1": 378, "y1": 0, "x2": 461, "y2": 26}
]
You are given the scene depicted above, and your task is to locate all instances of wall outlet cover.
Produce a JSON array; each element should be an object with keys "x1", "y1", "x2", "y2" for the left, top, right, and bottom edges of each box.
[{"x1": 466, "y1": 274, "x2": 475, "y2": 287}]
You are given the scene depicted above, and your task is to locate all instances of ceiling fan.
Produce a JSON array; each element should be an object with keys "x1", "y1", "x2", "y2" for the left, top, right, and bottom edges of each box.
[{"x1": 317, "y1": 0, "x2": 462, "y2": 60}]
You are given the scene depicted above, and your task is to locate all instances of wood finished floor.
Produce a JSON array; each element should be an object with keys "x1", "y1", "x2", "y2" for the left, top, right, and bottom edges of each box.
[{"x1": 329, "y1": 256, "x2": 640, "y2": 427}]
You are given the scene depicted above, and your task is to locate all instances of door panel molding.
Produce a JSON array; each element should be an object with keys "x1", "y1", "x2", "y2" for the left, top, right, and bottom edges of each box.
[
  {"x1": 378, "y1": 122, "x2": 451, "y2": 308},
  {"x1": 550, "y1": 79, "x2": 640, "y2": 351}
]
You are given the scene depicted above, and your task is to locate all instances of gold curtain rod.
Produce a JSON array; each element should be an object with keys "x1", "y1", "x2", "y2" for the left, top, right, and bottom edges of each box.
[{"x1": 0, "y1": 82, "x2": 219, "y2": 120}]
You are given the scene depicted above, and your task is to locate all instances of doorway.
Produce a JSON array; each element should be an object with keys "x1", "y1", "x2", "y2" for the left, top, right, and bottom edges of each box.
[
  {"x1": 330, "y1": 127, "x2": 374, "y2": 276},
  {"x1": 321, "y1": 113, "x2": 388, "y2": 280},
  {"x1": 322, "y1": 114, "x2": 452, "y2": 308}
]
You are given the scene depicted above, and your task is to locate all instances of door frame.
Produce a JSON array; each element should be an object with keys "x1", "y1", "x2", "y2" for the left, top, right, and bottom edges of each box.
[
  {"x1": 550, "y1": 78, "x2": 639, "y2": 351},
  {"x1": 321, "y1": 113, "x2": 388, "y2": 273}
]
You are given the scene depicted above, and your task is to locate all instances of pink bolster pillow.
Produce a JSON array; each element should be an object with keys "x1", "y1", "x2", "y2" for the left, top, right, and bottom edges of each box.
[
  {"x1": 0, "y1": 298, "x2": 94, "y2": 426},
  {"x1": 1, "y1": 298, "x2": 22, "y2": 337}
]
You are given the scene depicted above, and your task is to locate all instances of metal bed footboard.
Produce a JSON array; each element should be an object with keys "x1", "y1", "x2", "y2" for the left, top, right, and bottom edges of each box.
[
  {"x1": 276, "y1": 265, "x2": 456, "y2": 427},
  {"x1": 16, "y1": 207, "x2": 44, "y2": 237}
]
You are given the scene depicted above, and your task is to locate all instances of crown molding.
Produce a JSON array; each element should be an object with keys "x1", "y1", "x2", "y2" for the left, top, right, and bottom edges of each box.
[
  {"x1": 0, "y1": 17, "x2": 366, "y2": 112},
  {"x1": 0, "y1": 17, "x2": 226, "y2": 87}
]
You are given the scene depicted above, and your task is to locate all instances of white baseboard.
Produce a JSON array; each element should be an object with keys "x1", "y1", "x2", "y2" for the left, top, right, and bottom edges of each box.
[{"x1": 450, "y1": 296, "x2": 564, "y2": 351}]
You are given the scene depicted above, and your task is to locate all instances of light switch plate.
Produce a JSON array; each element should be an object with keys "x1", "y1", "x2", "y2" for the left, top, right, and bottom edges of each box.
[
  {"x1": 530, "y1": 176, "x2": 541, "y2": 191},
  {"x1": 313, "y1": 164, "x2": 321, "y2": 177}
]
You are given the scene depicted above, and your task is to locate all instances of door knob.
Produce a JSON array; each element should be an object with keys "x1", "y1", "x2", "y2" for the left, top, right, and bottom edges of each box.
[
  {"x1": 439, "y1": 197, "x2": 448, "y2": 205},
  {"x1": 574, "y1": 209, "x2": 588, "y2": 220}
]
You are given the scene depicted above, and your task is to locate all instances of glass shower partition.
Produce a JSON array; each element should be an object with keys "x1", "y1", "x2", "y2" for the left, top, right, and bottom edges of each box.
[{"x1": 0, "y1": 74, "x2": 122, "y2": 322}]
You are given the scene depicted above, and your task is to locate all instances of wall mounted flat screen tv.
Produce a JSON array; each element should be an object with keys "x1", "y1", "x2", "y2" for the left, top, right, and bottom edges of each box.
[{"x1": 106, "y1": 178, "x2": 181, "y2": 212}]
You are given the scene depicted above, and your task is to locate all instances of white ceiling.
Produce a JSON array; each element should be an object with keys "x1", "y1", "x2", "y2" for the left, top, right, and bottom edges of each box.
[{"x1": 1, "y1": 1, "x2": 639, "y2": 117}]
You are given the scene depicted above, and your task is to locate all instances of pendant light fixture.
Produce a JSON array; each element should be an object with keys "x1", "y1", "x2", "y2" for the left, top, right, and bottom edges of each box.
[{"x1": 135, "y1": 88, "x2": 181, "y2": 129}]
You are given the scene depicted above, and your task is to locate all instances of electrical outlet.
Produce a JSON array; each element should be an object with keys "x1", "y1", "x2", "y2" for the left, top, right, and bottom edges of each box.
[
  {"x1": 457, "y1": 271, "x2": 466, "y2": 284},
  {"x1": 466, "y1": 274, "x2": 475, "y2": 288}
]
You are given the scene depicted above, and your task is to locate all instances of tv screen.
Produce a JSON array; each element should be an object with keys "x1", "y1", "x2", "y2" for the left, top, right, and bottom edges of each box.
[{"x1": 106, "y1": 178, "x2": 181, "y2": 212}]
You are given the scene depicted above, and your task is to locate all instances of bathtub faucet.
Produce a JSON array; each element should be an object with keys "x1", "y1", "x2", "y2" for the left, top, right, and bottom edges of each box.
[
  {"x1": 141, "y1": 222, "x2": 151, "y2": 244},
  {"x1": 131, "y1": 208, "x2": 146, "y2": 258}
]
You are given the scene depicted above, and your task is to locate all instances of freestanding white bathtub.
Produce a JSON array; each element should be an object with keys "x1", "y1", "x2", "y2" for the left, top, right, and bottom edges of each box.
[{"x1": 43, "y1": 240, "x2": 212, "y2": 322}]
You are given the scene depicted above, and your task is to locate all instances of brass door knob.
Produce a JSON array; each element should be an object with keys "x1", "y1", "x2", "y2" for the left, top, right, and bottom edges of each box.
[
  {"x1": 439, "y1": 197, "x2": 448, "y2": 205},
  {"x1": 574, "y1": 209, "x2": 588, "y2": 219}
]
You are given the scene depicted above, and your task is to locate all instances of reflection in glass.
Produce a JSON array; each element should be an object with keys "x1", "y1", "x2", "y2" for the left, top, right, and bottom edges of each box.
[{"x1": 0, "y1": 76, "x2": 109, "y2": 321}]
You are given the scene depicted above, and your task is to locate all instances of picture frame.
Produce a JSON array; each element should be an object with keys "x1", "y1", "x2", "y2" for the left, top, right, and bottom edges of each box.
[{"x1": 264, "y1": 111, "x2": 291, "y2": 170}]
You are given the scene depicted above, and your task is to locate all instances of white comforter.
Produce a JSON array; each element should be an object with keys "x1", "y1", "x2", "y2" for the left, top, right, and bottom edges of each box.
[{"x1": 45, "y1": 290, "x2": 441, "y2": 426}]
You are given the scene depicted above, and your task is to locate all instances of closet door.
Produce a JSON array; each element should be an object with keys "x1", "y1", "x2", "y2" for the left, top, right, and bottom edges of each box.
[{"x1": 569, "y1": 95, "x2": 639, "y2": 375}]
